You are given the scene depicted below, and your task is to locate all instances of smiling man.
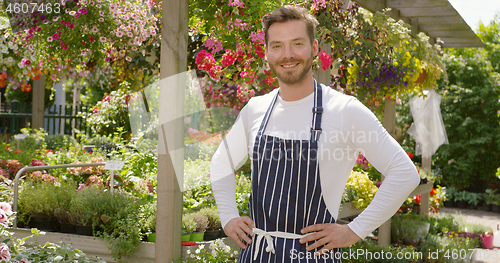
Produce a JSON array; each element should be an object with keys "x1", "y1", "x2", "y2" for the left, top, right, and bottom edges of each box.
[{"x1": 210, "y1": 5, "x2": 420, "y2": 263}]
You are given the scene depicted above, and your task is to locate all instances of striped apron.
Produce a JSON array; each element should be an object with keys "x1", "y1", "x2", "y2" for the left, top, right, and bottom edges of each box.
[{"x1": 238, "y1": 80, "x2": 341, "y2": 262}]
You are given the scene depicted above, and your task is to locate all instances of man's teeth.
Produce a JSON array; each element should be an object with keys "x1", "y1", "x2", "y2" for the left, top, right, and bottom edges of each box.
[{"x1": 282, "y1": 64, "x2": 297, "y2": 68}]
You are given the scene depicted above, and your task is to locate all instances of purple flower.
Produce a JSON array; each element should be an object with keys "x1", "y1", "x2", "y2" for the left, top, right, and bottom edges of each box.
[
  {"x1": 52, "y1": 33, "x2": 59, "y2": 40},
  {"x1": 69, "y1": 24, "x2": 75, "y2": 29},
  {"x1": 40, "y1": 14, "x2": 46, "y2": 21},
  {"x1": 79, "y1": 8, "x2": 87, "y2": 14}
]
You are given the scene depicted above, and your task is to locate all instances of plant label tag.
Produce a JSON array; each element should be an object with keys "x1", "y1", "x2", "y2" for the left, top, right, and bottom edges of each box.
[
  {"x1": 104, "y1": 160, "x2": 125, "y2": 171},
  {"x1": 14, "y1": 134, "x2": 27, "y2": 140}
]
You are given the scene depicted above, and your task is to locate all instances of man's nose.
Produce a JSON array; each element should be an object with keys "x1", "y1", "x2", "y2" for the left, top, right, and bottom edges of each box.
[{"x1": 282, "y1": 45, "x2": 295, "y2": 60}]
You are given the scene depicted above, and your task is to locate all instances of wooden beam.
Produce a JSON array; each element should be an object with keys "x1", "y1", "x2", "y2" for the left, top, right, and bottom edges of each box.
[
  {"x1": 415, "y1": 15, "x2": 465, "y2": 25},
  {"x1": 427, "y1": 30, "x2": 477, "y2": 38},
  {"x1": 386, "y1": 0, "x2": 448, "y2": 8},
  {"x1": 32, "y1": 75, "x2": 44, "y2": 131},
  {"x1": 354, "y1": 0, "x2": 386, "y2": 13},
  {"x1": 418, "y1": 23, "x2": 470, "y2": 32},
  {"x1": 398, "y1": 7, "x2": 457, "y2": 17},
  {"x1": 157, "y1": 0, "x2": 188, "y2": 262},
  {"x1": 443, "y1": 42, "x2": 484, "y2": 48}
]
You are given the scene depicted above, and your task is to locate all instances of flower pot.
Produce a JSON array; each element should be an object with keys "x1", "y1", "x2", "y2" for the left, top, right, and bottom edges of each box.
[
  {"x1": 181, "y1": 233, "x2": 191, "y2": 241},
  {"x1": 415, "y1": 69, "x2": 427, "y2": 84},
  {"x1": 34, "y1": 216, "x2": 57, "y2": 231},
  {"x1": 59, "y1": 222, "x2": 76, "y2": 234},
  {"x1": 75, "y1": 224, "x2": 93, "y2": 236},
  {"x1": 218, "y1": 229, "x2": 227, "y2": 238},
  {"x1": 190, "y1": 232, "x2": 204, "y2": 242},
  {"x1": 203, "y1": 230, "x2": 220, "y2": 241},
  {"x1": 147, "y1": 233, "x2": 156, "y2": 243}
]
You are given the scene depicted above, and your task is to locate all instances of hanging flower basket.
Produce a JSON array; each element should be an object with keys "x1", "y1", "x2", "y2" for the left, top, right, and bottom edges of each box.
[{"x1": 415, "y1": 69, "x2": 427, "y2": 84}]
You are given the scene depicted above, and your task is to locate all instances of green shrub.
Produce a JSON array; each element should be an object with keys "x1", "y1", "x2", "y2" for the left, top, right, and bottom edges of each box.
[
  {"x1": 45, "y1": 134, "x2": 79, "y2": 151},
  {"x1": 199, "y1": 206, "x2": 221, "y2": 231}
]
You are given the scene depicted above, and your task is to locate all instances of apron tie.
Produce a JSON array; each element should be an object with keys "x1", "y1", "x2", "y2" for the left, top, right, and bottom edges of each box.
[{"x1": 252, "y1": 228, "x2": 314, "y2": 260}]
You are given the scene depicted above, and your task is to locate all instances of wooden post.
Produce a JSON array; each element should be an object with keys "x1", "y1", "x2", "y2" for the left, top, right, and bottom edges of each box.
[
  {"x1": 157, "y1": 0, "x2": 188, "y2": 262},
  {"x1": 314, "y1": 42, "x2": 331, "y2": 85},
  {"x1": 32, "y1": 75, "x2": 45, "y2": 130},
  {"x1": 378, "y1": 98, "x2": 396, "y2": 246}
]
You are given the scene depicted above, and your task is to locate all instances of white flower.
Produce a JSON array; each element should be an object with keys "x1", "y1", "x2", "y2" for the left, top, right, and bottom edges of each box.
[
  {"x1": 118, "y1": 50, "x2": 125, "y2": 57},
  {"x1": 96, "y1": 4, "x2": 101, "y2": 8},
  {"x1": 99, "y1": 37, "x2": 107, "y2": 42},
  {"x1": 125, "y1": 56, "x2": 132, "y2": 62},
  {"x1": 116, "y1": 31, "x2": 123, "y2": 37},
  {"x1": 53, "y1": 16, "x2": 59, "y2": 21},
  {"x1": 47, "y1": 36, "x2": 53, "y2": 42},
  {"x1": 186, "y1": 249, "x2": 191, "y2": 255},
  {"x1": 127, "y1": 32, "x2": 133, "y2": 37},
  {"x1": 99, "y1": 10, "x2": 104, "y2": 16},
  {"x1": 7, "y1": 57, "x2": 13, "y2": 63},
  {"x1": 92, "y1": 27, "x2": 99, "y2": 33},
  {"x1": 99, "y1": 18, "x2": 104, "y2": 22},
  {"x1": 195, "y1": 248, "x2": 201, "y2": 254},
  {"x1": 81, "y1": 0, "x2": 87, "y2": 4},
  {"x1": 0, "y1": 202, "x2": 12, "y2": 216},
  {"x1": 199, "y1": 244, "x2": 205, "y2": 250},
  {"x1": 22, "y1": 69, "x2": 28, "y2": 75},
  {"x1": 69, "y1": 11, "x2": 77, "y2": 16},
  {"x1": 131, "y1": 46, "x2": 137, "y2": 51}
]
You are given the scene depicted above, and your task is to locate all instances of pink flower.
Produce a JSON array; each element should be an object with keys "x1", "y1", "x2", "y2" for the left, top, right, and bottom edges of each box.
[
  {"x1": 21, "y1": 58, "x2": 31, "y2": 65},
  {"x1": 318, "y1": 50, "x2": 333, "y2": 71},
  {"x1": 69, "y1": 11, "x2": 77, "y2": 16},
  {"x1": 125, "y1": 56, "x2": 132, "y2": 62},
  {"x1": 89, "y1": 36, "x2": 95, "y2": 42},
  {"x1": 0, "y1": 202, "x2": 12, "y2": 216},
  {"x1": 62, "y1": 44, "x2": 68, "y2": 50},
  {"x1": 51, "y1": 74, "x2": 57, "y2": 81},
  {"x1": 0, "y1": 211, "x2": 8, "y2": 227},
  {"x1": 99, "y1": 10, "x2": 104, "y2": 16},
  {"x1": 228, "y1": 0, "x2": 245, "y2": 8},
  {"x1": 47, "y1": 36, "x2": 53, "y2": 42},
  {"x1": 69, "y1": 24, "x2": 75, "y2": 29},
  {"x1": 78, "y1": 184, "x2": 86, "y2": 190},
  {"x1": 99, "y1": 18, "x2": 104, "y2": 22},
  {"x1": 79, "y1": 8, "x2": 87, "y2": 14},
  {"x1": 99, "y1": 37, "x2": 107, "y2": 42},
  {"x1": 0, "y1": 243, "x2": 10, "y2": 262},
  {"x1": 91, "y1": 27, "x2": 98, "y2": 33},
  {"x1": 52, "y1": 33, "x2": 59, "y2": 40}
]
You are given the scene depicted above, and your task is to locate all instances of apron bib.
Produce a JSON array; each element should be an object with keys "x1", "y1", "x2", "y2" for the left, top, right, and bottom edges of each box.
[{"x1": 238, "y1": 81, "x2": 341, "y2": 262}]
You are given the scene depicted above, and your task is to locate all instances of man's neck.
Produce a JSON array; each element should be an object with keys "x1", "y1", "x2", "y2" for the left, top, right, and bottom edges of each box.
[{"x1": 278, "y1": 76, "x2": 315, "y2": 102}]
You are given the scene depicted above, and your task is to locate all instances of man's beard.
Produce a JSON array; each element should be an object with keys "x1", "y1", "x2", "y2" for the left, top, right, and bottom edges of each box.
[{"x1": 269, "y1": 53, "x2": 314, "y2": 85}]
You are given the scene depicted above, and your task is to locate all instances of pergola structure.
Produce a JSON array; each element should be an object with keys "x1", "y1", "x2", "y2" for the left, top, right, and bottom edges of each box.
[{"x1": 157, "y1": 0, "x2": 483, "y2": 262}]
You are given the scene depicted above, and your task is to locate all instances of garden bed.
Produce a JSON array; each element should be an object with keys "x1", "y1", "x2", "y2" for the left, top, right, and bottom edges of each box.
[{"x1": 11, "y1": 228, "x2": 155, "y2": 263}]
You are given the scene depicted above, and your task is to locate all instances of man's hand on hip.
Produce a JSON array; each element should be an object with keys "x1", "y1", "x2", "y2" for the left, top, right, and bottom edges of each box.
[
  {"x1": 224, "y1": 216, "x2": 255, "y2": 249},
  {"x1": 299, "y1": 223, "x2": 361, "y2": 255}
]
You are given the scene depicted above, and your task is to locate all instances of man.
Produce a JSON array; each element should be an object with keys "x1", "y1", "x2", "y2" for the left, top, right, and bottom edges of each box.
[{"x1": 210, "y1": 5, "x2": 419, "y2": 262}]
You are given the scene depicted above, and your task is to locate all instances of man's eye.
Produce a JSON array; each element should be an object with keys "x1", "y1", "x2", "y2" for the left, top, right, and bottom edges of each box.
[
  {"x1": 295, "y1": 42, "x2": 303, "y2": 46},
  {"x1": 273, "y1": 45, "x2": 281, "y2": 49}
]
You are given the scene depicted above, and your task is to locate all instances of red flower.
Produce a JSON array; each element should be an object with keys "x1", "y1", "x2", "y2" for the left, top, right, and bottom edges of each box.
[
  {"x1": 414, "y1": 194, "x2": 421, "y2": 204},
  {"x1": 253, "y1": 42, "x2": 265, "y2": 58},
  {"x1": 430, "y1": 188, "x2": 437, "y2": 196},
  {"x1": 406, "y1": 152, "x2": 414, "y2": 159}
]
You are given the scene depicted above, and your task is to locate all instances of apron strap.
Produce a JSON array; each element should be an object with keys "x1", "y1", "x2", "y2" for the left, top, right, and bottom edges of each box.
[
  {"x1": 310, "y1": 80, "x2": 323, "y2": 148},
  {"x1": 257, "y1": 81, "x2": 323, "y2": 146}
]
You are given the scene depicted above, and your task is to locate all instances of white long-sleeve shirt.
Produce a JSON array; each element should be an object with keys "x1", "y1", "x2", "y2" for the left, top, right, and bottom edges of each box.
[{"x1": 210, "y1": 84, "x2": 420, "y2": 239}]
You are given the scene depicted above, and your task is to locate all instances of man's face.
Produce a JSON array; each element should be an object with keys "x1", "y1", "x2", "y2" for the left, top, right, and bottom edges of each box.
[{"x1": 265, "y1": 20, "x2": 318, "y2": 85}]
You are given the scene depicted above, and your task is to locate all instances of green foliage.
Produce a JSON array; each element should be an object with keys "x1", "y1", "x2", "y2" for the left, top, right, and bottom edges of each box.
[
  {"x1": 179, "y1": 239, "x2": 238, "y2": 262},
  {"x1": 80, "y1": 85, "x2": 133, "y2": 139},
  {"x1": 344, "y1": 239, "x2": 418, "y2": 263},
  {"x1": 433, "y1": 49, "x2": 500, "y2": 191},
  {"x1": 18, "y1": 181, "x2": 60, "y2": 220},
  {"x1": 45, "y1": 134, "x2": 78, "y2": 151},
  {"x1": 344, "y1": 170, "x2": 378, "y2": 209},
  {"x1": 183, "y1": 157, "x2": 215, "y2": 211},
  {"x1": 181, "y1": 214, "x2": 197, "y2": 234},
  {"x1": 199, "y1": 206, "x2": 221, "y2": 231}
]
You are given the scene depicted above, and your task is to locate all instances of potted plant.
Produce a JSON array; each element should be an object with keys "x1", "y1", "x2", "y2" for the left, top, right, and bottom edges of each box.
[
  {"x1": 141, "y1": 199, "x2": 157, "y2": 242},
  {"x1": 200, "y1": 206, "x2": 221, "y2": 241},
  {"x1": 67, "y1": 186, "x2": 101, "y2": 235},
  {"x1": 18, "y1": 180, "x2": 59, "y2": 231},
  {"x1": 187, "y1": 211, "x2": 209, "y2": 242},
  {"x1": 466, "y1": 192, "x2": 482, "y2": 210},
  {"x1": 444, "y1": 187, "x2": 457, "y2": 207},
  {"x1": 53, "y1": 180, "x2": 77, "y2": 233},
  {"x1": 181, "y1": 214, "x2": 197, "y2": 241},
  {"x1": 493, "y1": 194, "x2": 500, "y2": 213},
  {"x1": 483, "y1": 189, "x2": 496, "y2": 211},
  {"x1": 454, "y1": 190, "x2": 468, "y2": 208}
]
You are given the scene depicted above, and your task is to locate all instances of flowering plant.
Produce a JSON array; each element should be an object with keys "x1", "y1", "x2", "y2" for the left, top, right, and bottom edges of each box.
[
  {"x1": 343, "y1": 170, "x2": 378, "y2": 210},
  {"x1": 183, "y1": 239, "x2": 238, "y2": 263},
  {"x1": 12, "y1": 0, "x2": 160, "y2": 82}
]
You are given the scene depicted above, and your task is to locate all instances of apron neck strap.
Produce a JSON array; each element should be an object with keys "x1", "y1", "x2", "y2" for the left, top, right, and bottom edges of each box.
[{"x1": 257, "y1": 80, "x2": 323, "y2": 145}]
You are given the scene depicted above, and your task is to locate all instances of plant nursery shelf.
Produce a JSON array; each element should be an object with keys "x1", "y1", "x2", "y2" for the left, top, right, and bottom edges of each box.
[{"x1": 11, "y1": 228, "x2": 155, "y2": 263}]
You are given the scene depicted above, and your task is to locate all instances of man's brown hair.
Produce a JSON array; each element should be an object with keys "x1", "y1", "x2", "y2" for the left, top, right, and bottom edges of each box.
[{"x1": 262, "y1": 5, "x2": 319, "y2": 45}]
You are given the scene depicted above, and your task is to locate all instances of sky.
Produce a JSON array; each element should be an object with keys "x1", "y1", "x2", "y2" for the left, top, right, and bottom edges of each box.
[{"x1": 448, "y1": 0, "x2": 500, "y2": 31}]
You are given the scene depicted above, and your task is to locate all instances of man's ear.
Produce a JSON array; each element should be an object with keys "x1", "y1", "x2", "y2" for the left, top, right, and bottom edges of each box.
[{"x1": 312, "y1": 39, "x2": 319, "y2": 57}]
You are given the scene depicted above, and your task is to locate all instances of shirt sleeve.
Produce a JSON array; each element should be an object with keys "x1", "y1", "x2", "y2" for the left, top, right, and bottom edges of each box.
[
  {"x1": 210, "y1": 105, "x2": 250, "y2": 228},
  {"x1": 343, "y1": 99, "x2": 420, "y2": 239}
]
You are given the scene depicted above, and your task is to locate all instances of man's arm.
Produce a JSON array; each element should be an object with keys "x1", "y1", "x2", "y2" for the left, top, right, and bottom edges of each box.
[
  {"x1": 343, "y1": 98, "x2": 420, "y2": 239},
  {"x1": 210, "y1": 106, "x2": 255, "y2": 248}
]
